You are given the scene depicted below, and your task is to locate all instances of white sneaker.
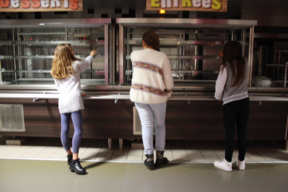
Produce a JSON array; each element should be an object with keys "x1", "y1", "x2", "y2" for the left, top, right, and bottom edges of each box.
[
  {"x1": 214, "y1": 158, "x2": 232, "y2": 172},
  {"x1": 237, "y1": 159, "x2": 246, "y2": 170}
]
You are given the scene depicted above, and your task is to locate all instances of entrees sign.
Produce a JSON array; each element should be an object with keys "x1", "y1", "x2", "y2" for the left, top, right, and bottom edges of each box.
[
  {"x1": 0, "y1": 0, "x2": 83, "y2": 12},
  {"x1": 146, "y1": 0, "x2": 227, "y2": 12}
]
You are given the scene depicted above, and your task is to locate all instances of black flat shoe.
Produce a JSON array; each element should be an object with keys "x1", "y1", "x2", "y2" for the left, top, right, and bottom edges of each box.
[
  {"x1": 144, "y1": 154, "x2": 155, "y2": 170},
  {"x1": 67, "y1": 154, "x2": 72, "y2": 165},
  {"x1": 69, "y1": 159, "x2": 86, "y2": 175}
]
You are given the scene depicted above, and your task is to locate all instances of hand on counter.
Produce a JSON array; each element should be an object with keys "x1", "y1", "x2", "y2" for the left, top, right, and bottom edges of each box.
[{"x1": 90, "y1": 50, "x2": 97, "y2": 57}]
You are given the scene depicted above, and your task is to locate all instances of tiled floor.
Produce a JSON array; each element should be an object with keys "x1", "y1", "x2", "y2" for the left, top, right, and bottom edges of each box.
[
  {"x1": 1, "y1": 137, "x2": 288, "y2": 163},
  {"x1": 2, "y1": 159, "x2": 288, "y2": 192}
]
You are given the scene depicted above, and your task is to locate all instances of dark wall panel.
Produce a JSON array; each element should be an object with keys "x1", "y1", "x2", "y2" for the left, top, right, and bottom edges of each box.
[{"x1": 0, "y1": 99, "x2": 287, "y2": 140}]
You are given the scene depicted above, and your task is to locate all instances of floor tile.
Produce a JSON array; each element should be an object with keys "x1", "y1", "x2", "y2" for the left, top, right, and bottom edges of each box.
[
  {"x1": 49, "y1": 153, "x2": 67, "y2": 160},
  {"x1": 0, "y1": 139, "x2": 288, "y2": 164},
  {"x1": 34, "y1": 153, "x2": 53, "y2": 159},
  {"x1": 0, "y1": 146, "x2": 20, "y2": 153},
  {"x1": 81, "y1": 154, "x2": 96, "y2": 160},
  {"x1": 128, "y1": 149, "x2": 143, "y2": 156},
  {"x1": 127, "y1": 155, "x2": 142, "y2": 161},
  {"x1": 2, "y1": 152, "x2": 25, "y2": 158},
  {"x1": 40, "y1": 147, "x2": 61, "y2": 154},
  {"x1": 95, "y1": 155, "x2": 112, "y2": 161},
  {"x1": 113, "y1": 149, "x2": 129, "y2": 155},
  {"x1": 26, "y1": 146, "x2": 46, "y2": 153},
  {"x1": 111, "y1": 156, "x2": 127, "y2": 161},
  {"x1": 18, "y1": 152, "x2": 40, "y2": 158}
]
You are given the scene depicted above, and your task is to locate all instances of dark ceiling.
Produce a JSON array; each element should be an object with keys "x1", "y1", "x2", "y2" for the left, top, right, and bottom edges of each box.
[
  {"x1": 83, "y1": 0, "x2": 288, "y2": 15},
  {"x1": 81, "y1": 0, "x2": 288, "y2": 27}
]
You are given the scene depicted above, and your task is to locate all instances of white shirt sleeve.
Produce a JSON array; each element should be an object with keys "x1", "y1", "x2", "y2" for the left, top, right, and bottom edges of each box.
[
  {"x1": 73, "y1": 55, "x2": 93, "y2": 73},
  {"x1": 215, "y1": 65, "x2": 227, "y2": 100},
  {"x1": 53, "y1": 78, "x2": 59, "y2": 92}
]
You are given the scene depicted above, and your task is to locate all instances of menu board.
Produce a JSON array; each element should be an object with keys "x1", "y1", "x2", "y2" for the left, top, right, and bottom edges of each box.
[
  {"x1": 0, "y1": 0, "x2": 83, "y2": 12},
  {"x1": 146, "y1": 0, "x2": 227, "y2": 12},
  {"x1": 0, "y1": 104, "x2": 25, "y2": 132}
]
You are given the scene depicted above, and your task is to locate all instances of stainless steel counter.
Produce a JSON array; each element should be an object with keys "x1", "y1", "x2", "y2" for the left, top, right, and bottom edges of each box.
[{"x1": 0, "y1": 81, "x2": 287, "y2": 102}]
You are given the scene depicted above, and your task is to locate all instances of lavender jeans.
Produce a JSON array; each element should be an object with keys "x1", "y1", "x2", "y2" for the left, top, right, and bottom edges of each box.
[{"x1": 60, "y1": 110, "x2": 83, "y2": 153}]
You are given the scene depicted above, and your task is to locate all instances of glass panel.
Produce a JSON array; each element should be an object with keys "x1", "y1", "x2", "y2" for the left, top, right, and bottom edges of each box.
[
  {"x1": 123, "y1": 27, "x2": 230, "y2": 84},
  {"x1": 0, "y1": 26, "x2": 106, "y2": 85}
]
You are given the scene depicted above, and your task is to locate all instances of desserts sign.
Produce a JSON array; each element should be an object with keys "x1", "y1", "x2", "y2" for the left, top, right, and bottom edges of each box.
[{"x1": 0, "y1": 0, "x2": 83, "y2": 12}]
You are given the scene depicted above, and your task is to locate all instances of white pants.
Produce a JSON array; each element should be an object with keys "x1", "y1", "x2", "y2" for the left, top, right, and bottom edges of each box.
[{"x1": 135, "y1": 102, "x2": 167, "y2": 155}]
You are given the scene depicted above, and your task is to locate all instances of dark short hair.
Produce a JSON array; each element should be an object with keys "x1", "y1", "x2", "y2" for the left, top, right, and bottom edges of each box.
[{"x1": 142, "y1": 31, "x2": 160, "y2": 51}]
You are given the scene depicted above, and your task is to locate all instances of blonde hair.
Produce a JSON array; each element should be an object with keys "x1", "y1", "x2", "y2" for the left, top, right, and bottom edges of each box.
[{"x1": 51, "y1": 43, "x2": 80, "y2": 79}]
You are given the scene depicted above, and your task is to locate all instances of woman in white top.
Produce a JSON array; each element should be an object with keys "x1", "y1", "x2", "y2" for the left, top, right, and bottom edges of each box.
[
  {"x1": 130, "y1": 31, "x2": 174, "y2": 170},
  {"x1": 51, "y1": 43, "x2": 96, "y2": 175},
  {"x1": 214, "y1": 41, "x2": 250, "y2": 172}
]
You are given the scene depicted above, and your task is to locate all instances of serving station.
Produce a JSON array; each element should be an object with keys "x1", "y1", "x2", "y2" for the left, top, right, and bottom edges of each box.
[{"x1": 0, "y1": 18, "x2": 287, "y2": 149}]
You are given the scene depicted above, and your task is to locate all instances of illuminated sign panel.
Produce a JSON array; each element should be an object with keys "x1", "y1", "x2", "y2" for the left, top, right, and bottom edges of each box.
[
  {"x1": 146, "y1": 0, "x2": 227, "y2": 12},
  {"x1": 0, "y1": 0, "x2": 83, "y2": 12}
]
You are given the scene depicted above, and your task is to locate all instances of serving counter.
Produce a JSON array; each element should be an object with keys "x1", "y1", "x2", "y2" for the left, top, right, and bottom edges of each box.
[{"x1": 0, "y1": 18, "x2": 287, "y2": 149}]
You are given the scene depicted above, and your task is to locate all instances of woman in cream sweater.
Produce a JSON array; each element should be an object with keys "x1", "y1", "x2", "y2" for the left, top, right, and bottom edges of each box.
[{"x1": 130, "y1": 31, "x2": 174, "y2": 170}]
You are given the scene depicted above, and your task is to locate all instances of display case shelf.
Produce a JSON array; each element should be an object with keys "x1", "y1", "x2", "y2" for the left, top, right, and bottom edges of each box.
[
  {"x1": 0, "y1": 55, "x2": 103, "y2": 59},
  {"x1": 125, "y1": 55, "x2": 221, "y2": 60},
  {"x1": 0, "y1": 40, "x2": 105, "y2": 46},
  {"x1": 125, "y1": 40, "x2": 225, "y2": 46}
]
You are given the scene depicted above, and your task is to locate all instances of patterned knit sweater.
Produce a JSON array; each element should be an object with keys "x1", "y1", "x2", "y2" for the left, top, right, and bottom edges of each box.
[{"x1": 130, "y1": 48, "x2": 174, "y2": 104}]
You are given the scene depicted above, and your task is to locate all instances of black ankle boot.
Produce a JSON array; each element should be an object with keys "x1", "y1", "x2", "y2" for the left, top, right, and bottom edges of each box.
[
  {"x1": 155, "y1": 151, "x2": 168, "y2": 168},
  {"x1": 69, "y1": 159, "x2": 86, "y2": 175},
  {"x1": 144, "y1": 154, "x2": 155, "y2": 170},
  {"x1": 67, "y1": 154, "x2": 72, "y2": 165}
]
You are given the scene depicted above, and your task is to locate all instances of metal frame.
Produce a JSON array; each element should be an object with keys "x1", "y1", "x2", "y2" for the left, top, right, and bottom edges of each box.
[
  {"x1": 104, "y1": 24, "x2": 109, "y2": 84},
  {"x1": 248, "y1": 26, "x2": 255, "y2": 86},
  {"x1": 0, "y1": 19, "x2": 111, "y2": 28},
  {"x1": 119, "y1": 24, "x2": 125, "y2": 84},
  {"x1": 0, "y1": 40, "x2": 105, "y2": 46},
  {"x1": 116, "y1": 18, "x2": 257, "y2": 28},
  {"x1": 125, "y1": 40, "x2": 224, "y2": 46}
]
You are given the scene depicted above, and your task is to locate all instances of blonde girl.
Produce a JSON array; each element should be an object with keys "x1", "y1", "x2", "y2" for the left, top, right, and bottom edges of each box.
[{"x1": 51, "y1": 44, "x2": 96, "y2": 175}]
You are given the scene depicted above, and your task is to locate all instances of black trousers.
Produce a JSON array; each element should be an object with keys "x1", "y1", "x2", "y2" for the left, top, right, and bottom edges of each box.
[{"x1": 223, "y1": 97, "x2": 250, "y2": 162}]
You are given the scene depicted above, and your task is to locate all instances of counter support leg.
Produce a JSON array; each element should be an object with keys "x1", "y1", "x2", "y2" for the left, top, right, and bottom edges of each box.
[
  {"x1": 108, "y1": 138, "x2": 112, "y2": 150},
  {"x1": 119, "y1": 139, "x2": 123, "y2": 150}
]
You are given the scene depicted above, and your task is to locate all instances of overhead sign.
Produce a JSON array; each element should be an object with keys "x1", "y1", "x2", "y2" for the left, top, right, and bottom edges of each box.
[
  {"x1": 146, "y1": 0, "x2": 227, "y2": 12},
  {"x1": 0, "y1": 0, "x2": 83, "y2": 12}
]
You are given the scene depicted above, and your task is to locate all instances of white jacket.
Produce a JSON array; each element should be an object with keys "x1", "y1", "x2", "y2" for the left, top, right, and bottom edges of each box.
[
  {"x1": 54, "y1": 55, "x2": 93, "y2": 114},
  {"x1": 215, "y1": 61, "x2": 249, "y2": 105}
]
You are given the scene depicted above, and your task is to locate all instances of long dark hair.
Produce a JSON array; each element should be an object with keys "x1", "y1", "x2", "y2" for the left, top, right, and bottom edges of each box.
[
  {"x1": 142, "y1": 31, "x2": 160, "y2": 51},
  {"x1": 221, "y1": 41, "x2": 246, "y2": 87}
]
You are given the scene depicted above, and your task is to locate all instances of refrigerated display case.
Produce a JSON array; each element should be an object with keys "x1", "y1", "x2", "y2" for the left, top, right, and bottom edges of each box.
[{"x1": 0, "y1": 18, "x2": 115, "y2": 94}]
